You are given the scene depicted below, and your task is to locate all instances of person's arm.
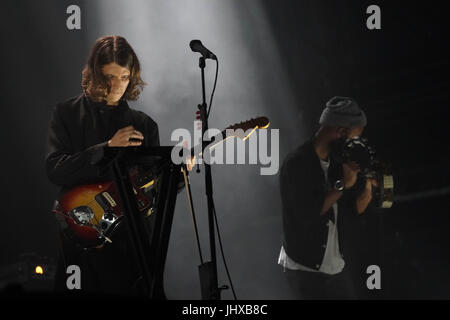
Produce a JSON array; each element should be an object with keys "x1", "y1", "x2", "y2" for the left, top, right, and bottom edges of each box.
[
  {"x1": 320, "y1": 162, "x2": 360, "y2": 215},
  {"x1": 46, "y1": 104, "x2": 145, "y2": 186},
  {"x1": 45, "y1": 104, "x2": 112, "y2": 186},
  {"x1": 356, "y1": 178, "x2": 377, "y2": 214}
]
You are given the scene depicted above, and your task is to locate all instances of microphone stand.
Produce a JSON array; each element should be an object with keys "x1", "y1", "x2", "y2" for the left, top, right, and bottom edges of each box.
[{"x1": 197, "y1": 56, "x2": 220, "y2": 300}]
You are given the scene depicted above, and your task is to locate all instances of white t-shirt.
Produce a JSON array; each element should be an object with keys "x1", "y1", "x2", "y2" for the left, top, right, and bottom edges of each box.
[{"x1": 278, "y1": 158, "x2": 345, "y2": 275}]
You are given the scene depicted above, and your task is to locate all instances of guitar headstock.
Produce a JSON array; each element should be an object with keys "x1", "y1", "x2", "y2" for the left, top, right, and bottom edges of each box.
[{"x1": 224, "y1": 117, "x2": 270, "y2": 140}]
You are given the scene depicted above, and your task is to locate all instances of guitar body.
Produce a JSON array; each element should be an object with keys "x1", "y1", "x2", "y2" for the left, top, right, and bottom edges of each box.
[
  {"x1": 57, "y1": 167, "x2": 154, "y2": 248},
  {"x1": 60, "y1": 182, "x2": 115, "y2": 246}
]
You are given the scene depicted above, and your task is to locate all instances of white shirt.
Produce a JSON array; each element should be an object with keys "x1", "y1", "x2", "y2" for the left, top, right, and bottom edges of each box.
[{"x1": 278, "y1": 158, "x2": 345, "y2": 275}]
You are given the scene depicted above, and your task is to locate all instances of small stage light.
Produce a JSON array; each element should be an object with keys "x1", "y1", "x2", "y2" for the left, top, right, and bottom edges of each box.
[{"x1": 35, "y1": 266, "x2": 44, "y2": 275}]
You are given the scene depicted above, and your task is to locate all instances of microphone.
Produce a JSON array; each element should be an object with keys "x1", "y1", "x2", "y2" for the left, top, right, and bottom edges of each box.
[{"x1": 189, "y1": 40, "x2": 217, "y2": 60}]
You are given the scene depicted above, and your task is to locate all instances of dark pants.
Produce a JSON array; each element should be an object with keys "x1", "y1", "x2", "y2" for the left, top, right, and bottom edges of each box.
[
  {"x1": 284, "y1": 267, "x2": 357, "y2": 300},
  {"x1": 54, "y1": 224, "x2": 143, "y2": 297}
]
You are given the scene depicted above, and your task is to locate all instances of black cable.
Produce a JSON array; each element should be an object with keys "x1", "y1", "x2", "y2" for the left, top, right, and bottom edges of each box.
[
  {"x1": 207, "y1": 59, "x2": 219, "y2": 118},
  {"x1": 212, "y1": 201, "x2": 237, "y2": 300},
  {"x1": 203, "y1": 57, "x2": 236, "y2": 299}
]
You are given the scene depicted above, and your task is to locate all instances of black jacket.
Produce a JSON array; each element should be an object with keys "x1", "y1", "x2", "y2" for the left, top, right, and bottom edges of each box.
[
  {"x1": 280, "y1": 137, "x2": 365, "y2": 270},
  {"x1": 45, "y1": 92, "x2": 159, "y2": 189},
  {"x1": 46, "y1": 93, "x2": 161, "y2": 294}
]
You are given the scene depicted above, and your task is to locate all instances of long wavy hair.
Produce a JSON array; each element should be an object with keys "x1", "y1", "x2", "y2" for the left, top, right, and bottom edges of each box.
[{"x1": 81, "y1": 35, "x2": 146, "y2": 102}]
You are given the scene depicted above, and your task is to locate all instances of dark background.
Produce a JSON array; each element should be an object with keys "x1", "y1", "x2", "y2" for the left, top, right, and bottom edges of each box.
[{"x1": 0, "y1": 0, "x2": 449, "y2": 299}]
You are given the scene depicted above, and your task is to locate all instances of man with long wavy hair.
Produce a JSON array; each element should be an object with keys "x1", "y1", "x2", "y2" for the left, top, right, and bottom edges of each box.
[{"x1": 46, "y1": 35, "x2": 161, "y2": 295}]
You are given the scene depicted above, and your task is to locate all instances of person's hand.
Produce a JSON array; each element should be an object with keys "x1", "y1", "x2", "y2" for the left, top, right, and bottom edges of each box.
[
  {"x1": 107, "y1": 125, "x2": 144, "y2": 147},
  {"x1": 356, "y1": 178, "x2": 375, "y2": 214},
  {"x1": 343, "y1": 161, "x2": 360, "y2": 189},
  {"x1": 364, "y1": 178, "x2": 373, "y2": 193},
  {"x1": 181, "y1": 140, "x2": 196, "y2": 172},
  {"x1": 186, "y1": 156, "x2": 196, "y2": 171},
  {"x1": 364, "y1": 178, "x2": 378, "y2": 194},
  {"x1": 367, "y1": 178, "x2": 378, "y2": 188}
]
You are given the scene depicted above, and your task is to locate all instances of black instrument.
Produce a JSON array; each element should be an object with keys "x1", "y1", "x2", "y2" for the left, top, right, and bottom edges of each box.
[{"x1": 109, "y1": 146, "x2": 182, "y2": 299}]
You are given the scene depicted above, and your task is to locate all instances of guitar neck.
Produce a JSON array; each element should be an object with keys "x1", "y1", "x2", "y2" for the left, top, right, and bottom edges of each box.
[{"x1": 134, "y1": 117, "x2": 270, "y2": 188}]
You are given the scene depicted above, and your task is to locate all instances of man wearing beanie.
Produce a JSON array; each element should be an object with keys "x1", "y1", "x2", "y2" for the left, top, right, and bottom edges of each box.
[{"x1": 278, "y1": 96, "x2": 377, "y2": 299}]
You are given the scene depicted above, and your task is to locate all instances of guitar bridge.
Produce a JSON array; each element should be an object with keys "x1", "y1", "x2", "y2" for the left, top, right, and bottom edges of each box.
[{"x1": 68, "y1": 206, "x2": 94, "y2": 225}]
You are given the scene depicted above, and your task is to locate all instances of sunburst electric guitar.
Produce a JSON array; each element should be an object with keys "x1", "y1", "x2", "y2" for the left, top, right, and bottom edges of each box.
[{"x1": 53, "y1": 116, "x2": 270, "y2": 248}]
